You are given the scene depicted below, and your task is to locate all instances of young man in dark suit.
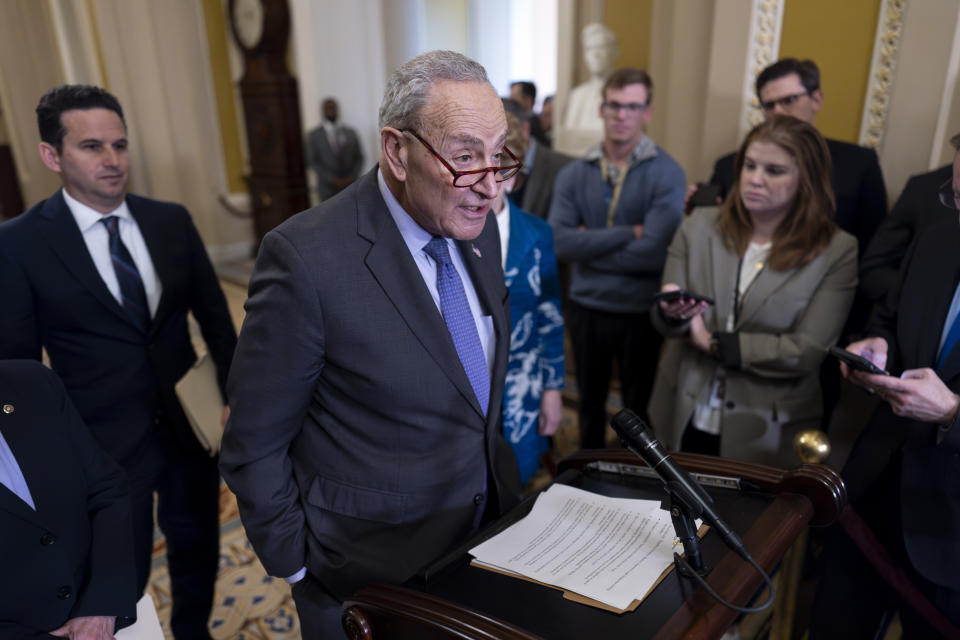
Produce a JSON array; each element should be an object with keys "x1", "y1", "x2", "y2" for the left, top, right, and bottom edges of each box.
[
  {"x1": 0, "y1": 359, "x2": 137, "y2": 640},
  {"x1": 220, "y1": 50, "x2": 522, "y2": 637},
  {"x1": 0, "y1": 85, "x2": 237, "y2": 640}
]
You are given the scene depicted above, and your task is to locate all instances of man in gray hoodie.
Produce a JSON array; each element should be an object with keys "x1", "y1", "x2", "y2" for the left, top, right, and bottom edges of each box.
[{"x1": 549, "y1": 67, "x2": 685, "y2": 449}]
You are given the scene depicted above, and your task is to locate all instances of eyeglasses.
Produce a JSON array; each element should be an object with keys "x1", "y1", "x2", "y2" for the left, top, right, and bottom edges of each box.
[
  {"x1": 938, "y1": 178, "x2": 960, "y2": 210},
  {"x1": 760, "y1": 91, "x2": 810, "y2": 112},
  {"x1": 403, "y1": 130, "x2": 522, "y2": 187},
  {"x1": 601, "y1": 101, "x2": 648, "y2": 115}
]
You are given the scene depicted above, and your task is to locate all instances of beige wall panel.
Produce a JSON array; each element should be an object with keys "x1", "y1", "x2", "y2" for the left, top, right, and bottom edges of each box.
[
  {"x1": 779, "y1": 0, "x2": 881, "y2": 143},
  {"x1": 880, "y1": 0, "x2": 958, "y2": 200},
  {"x1": 694, "y1": 0, "x2": 754, "y2": 182},
  {"x1": 0, "y1": 0, "x2": 65, "y2": 208},
  {"x1": 646, "y1": 0, "x2": 714, "y2": 181}
]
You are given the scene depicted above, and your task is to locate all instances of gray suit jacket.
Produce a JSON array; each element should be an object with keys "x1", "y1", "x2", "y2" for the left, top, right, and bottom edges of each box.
[
  {"x1": 648, "y1": 208, "x2": 858, "y2": 466},
  {"x1": 518, "y1": 142, "x2": 572, "y2": 220},
  {"x1": 220, "y1": 168, "x2": 520, "y2": 599},
  {"x1": 305, "y1": 124, "x2": 364, "y2": 201}
]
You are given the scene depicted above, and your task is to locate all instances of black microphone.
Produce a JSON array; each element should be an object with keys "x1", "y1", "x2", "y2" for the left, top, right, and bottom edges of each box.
[{"x1": 610, "y1": 409, "x2": 748, "y2": 559}]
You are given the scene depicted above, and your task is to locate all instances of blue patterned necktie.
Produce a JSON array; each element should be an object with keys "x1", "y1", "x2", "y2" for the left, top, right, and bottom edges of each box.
[
  {"x1": 423, "y1": 236, "x2": 490, "y2": 415},
  {"x1": 102, "y1": 216, "x2": 150, "y2": 332}
]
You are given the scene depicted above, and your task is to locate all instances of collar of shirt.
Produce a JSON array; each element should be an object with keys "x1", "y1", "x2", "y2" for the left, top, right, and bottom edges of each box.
[
  {"x1": 322, "y1": 120, "x2": 339, "y2": 140},
  {"x1": 61, "y1": 187, "x2": 132, "y2": 232},
  {"x1": 377, "y1": 167, "x2": 434, "y2": 257},
  {"x1": 584, "y1": 135, "x2": 658, "y2": 182},
  {"x1": 496, "y1": 198, "x2": 511, "y2": 271}
]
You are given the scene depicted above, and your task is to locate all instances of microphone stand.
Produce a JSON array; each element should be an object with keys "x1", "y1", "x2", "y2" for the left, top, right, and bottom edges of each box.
[{"x1": 665, "y1": 494, "x2": 708, "y2": 577}]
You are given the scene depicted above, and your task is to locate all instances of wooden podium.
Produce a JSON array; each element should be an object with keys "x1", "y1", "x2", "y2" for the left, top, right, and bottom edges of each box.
[{"x1": 341, "y1": 450, "x2": 846, "y2": 639}]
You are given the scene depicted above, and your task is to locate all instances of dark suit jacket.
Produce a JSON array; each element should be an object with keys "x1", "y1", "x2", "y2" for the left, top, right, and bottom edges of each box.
[
  {"x1": 710, "y1": 138, "x2": 887, "y2": 256},
  {"x1": 0, "y1": 191, "x2": 237, "y2": 464},
  {"x1": 0, "y1": 360, "x2": 136, "y2": 639},
  {"x1": 859, "y1": 164, "x2": 953, "y2": 304},
  {"x1": 517, "y1": 142, "x2": 573, "y2": 220},
  {"x1": 220, "y1": 168, "x2": 521, "y2": 599},
  {"x1": 305, "y1": 124, "x2": 365, "y2": 201},
  {"x1": 843, "y1": 220, "x2": 960, "y2": 590}
]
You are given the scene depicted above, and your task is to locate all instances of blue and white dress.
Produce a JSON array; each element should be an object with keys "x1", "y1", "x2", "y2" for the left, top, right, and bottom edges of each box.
[{"x1": 499, "y1": 198, "x2": 565, "y2": 483}]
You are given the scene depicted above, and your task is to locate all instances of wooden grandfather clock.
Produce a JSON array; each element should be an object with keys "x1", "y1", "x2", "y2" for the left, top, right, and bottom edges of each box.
[{"x1": 229, "y1": 0, "x2": 309, "y2": 247}]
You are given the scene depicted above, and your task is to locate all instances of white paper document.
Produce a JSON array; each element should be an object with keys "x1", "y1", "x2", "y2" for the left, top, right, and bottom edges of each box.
[{"x1": 469, "y1": 483, "x2": 687, "y2": 610}]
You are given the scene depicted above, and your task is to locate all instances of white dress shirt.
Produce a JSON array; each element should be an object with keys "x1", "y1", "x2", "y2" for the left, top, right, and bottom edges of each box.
[{"x1": 62, "y1": 188, "x2": 162, "y2": 317}]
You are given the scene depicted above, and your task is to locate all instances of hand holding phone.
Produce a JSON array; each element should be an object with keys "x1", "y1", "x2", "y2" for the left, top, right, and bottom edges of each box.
[
  {"x1": 652, "y1": 289, "x2": 715, "y2": 306},
  {"x1": 828, "y1": 345, "x2": 889, "y2": 376}
]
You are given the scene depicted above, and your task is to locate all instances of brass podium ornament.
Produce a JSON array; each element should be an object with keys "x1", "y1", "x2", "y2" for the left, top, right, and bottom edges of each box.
[{"x1": 793, "y1": 429, "x2": 831, "y2": 464}]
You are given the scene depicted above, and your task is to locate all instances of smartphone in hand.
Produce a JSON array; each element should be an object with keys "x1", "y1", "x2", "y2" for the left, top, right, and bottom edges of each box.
[
  {"x1": 828, "y1": 345, "x2": 889, "y2": 376},
  {"x1": 653, "y1": 289, "x2": 715, "y2": 306}
]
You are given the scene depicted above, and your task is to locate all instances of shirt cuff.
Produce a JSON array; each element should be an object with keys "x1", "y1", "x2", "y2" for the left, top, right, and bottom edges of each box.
[{"x1": 284, "y1": 566, "x2": 307, "y2": 584}]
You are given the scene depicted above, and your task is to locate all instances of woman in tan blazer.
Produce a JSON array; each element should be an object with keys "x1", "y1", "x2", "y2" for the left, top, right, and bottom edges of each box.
[{"x1": 648, "y1": 116, "x2": 857, "y2": 467}]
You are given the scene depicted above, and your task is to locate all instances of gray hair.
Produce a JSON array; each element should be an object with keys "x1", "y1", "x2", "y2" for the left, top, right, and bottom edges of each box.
[
  {"x1": 951, "y1": 132, "x2": 960, "y2": 151},
  {"x1": 378, "y1": 50, "x2": 491, "y2": 131}
]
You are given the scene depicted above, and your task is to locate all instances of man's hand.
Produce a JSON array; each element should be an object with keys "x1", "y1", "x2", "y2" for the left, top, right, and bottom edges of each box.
[
  {"x1": 49, "y1": 616, "x2": 116, "y2": 640},
  {"x1": 632, "y1": 224, "x2": 644, "y2": 240},
  {"x1": 658, "y1": 283, "x2": 709, "y2": 321},
  {"x1": 840, "y1": 337, "x2": 888, "y2": 383},
  {"x1": 868, "y1": 368, "x2": 960, "y2": 424},
  {"x1": 683, "y1": 184, "x2": 699, "y2": 214},
  {"x1": 220, "y1": 405, "x2": 231, "y2": 430},
  {"x1": 539, "y1": 389, "x2": 564, "y2": 436}
]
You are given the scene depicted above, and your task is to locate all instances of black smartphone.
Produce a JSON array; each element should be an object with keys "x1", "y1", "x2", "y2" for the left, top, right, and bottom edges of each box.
[
  {"x1": 653, "y1": 289, "x2": 715, "y2": 306},
  {"x1": 688, "y1": 183, "x2": 722, "y2": 209},
  {"x1": 828, "y1": 345, "x2": 889, "y2": 376}
]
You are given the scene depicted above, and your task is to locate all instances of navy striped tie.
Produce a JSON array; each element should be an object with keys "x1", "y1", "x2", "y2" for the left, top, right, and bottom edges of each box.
[{"x1": 102, "y1": 216, "x2": 149, "y2": 332}]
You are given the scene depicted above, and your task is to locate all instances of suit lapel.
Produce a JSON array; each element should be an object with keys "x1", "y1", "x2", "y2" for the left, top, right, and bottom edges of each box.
[
  {"x1": 357, "y1": 173, "x2": 486, "y2": 419},
  {"x1": 456, "y1": 222, "x2": 507, "y2": 422},
  {"x1": 130, "y1": 200, "x2": 174, "y2": 333},
  {"x1": 932, "y1": 255, "x2": 960, "y2": 382},
  {"x1": 40, "y1": 191, "x2": 132, "y2": 327},
  {"x1": 0, "y1": 400, "x2": 51, "y2": 527},
  {"x1": 736, "y1": 264, "x2": 796, "y2": 329},
  {"x1": 708, "y1": 233, "x2": 739, "y2": 331}
]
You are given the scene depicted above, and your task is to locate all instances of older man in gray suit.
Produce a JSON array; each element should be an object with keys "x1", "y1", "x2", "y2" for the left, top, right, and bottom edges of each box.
[{"x1": 220, "y1": 50, "x2": 523, "y2": 638}]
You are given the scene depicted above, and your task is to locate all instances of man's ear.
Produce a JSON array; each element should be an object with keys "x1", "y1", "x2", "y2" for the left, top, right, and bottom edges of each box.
[
  {"x1": 810, "y1": 89, "x2": 824, "y2": 113},
  {"x1": 380, "y1": 127, "x2": 408, "y2": 182},
  {"x1": 38, "y1": 142, "x2": 62, "y2": 173}
]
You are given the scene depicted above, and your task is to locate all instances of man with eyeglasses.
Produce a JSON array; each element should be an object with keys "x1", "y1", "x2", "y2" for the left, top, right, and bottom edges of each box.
[
  {"x1": 220, "y1": 50, "x2": 523, "y2": 637},
  {"x1": 549, "y1": 67, "x2": 685, "y2": 449},
  {"x1": 809, "y1": 132, "x2": 960, "y2": 639}
]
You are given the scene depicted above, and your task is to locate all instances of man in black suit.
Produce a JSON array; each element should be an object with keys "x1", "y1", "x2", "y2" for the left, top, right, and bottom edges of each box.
[
  {"x1": 859, "y1": 163, "x2": 953, "y2": 305},
  {"x1": 810, "y1": 135, "x2": 960, "y2": 637},
  {"x1": 0, "y1": 85, "x2": 237, "y2": 640},
  {"x1": 221, "y1": 50, "x2": 522, "y2": 637},
  {"x1": 0, "y1": 359, "x2": 137, "y2": 640}
]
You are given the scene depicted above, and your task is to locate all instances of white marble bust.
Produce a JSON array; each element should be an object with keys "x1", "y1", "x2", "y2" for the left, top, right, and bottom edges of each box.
[{"x1": 557, "y1": 23, "x2": 619, "y2": 155}]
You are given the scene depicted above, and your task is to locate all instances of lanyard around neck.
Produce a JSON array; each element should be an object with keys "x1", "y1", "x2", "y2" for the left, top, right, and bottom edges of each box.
[{"x1": 599, "y1": 156, "x2": 630, "y2": 227}]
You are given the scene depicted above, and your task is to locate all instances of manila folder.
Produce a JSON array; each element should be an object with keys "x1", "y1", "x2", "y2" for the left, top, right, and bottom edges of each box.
[{"x1": 175, "y1": 353, "x2": 223, "y2": 455}]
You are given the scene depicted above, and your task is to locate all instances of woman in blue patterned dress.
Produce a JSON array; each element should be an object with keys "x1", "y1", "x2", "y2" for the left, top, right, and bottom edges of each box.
[{"x1": 492, "y1": 110, "x2": 565, "y2": 483}]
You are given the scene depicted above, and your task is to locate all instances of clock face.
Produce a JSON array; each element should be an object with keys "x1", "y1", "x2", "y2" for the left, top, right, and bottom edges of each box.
[{"x1": 233, "y1": 0, "x2": 265, "y2": 50}]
